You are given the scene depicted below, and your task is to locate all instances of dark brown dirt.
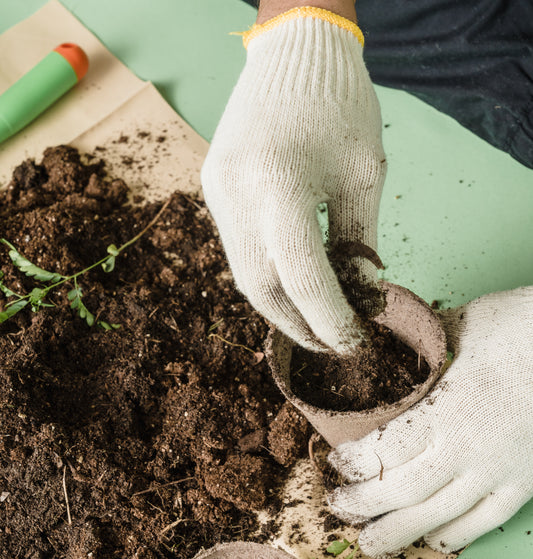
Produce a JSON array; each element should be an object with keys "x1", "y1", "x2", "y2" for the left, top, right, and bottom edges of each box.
[
  {"x1": 290, "y1": 322, "x2": 430, "y2": 412},
  {"x1": 0, "y1": 145, "x2": 311, "y2": 559},
  {"x1": 290, "y1": 242, "x2": 431, "y2": 412}
]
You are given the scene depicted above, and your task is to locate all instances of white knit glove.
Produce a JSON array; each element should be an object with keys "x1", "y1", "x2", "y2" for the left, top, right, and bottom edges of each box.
[
  {"x1": 201, "y1": 8, "x2": 386, "y2": 354},
  {"x1": 328, "y1": 287, "x2": 533, "y2": 557}
]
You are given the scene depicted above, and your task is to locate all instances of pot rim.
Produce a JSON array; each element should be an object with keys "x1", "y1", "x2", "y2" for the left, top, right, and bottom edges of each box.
[{"x1": 266, "y1": 281, "x2": 448, "y2": 420}]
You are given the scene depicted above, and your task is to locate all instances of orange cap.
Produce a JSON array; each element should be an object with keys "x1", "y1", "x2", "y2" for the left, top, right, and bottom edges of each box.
[{"x1": 54, "y1": 43, "x2": 89, "y2": 81}]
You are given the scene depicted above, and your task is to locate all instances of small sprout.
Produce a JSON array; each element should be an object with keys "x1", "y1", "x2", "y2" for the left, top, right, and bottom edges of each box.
[
  {"x1": 98, "y1": 321, "x2": 121, "y2": 331},
  {"x1": 0, "y1": 197, "x2": 172, "y2": 329},
  {"x1": 101, "y1": 244, "x2": 120, "y2": 272},
  {"x1": 101, "y1": 256, "x2": 115, "y2": 273},
  {"x1": 3, "y1": 239, "x2": 62, "y2": 282},
  {"x1": 29, "y1": 287, "x2": 55, "y2": 311},
  {"x1": 68, "y1": 285, "x2": 96, "y2": 327},
  {"x1": 0, "y1": 298, "x2": 29, "y2": 323},
  {"x1": 326, "y1": 538, "x2": 358, "y2": 558},
  {"x1": 207, "y1": 318, "x2": 224, "y2": 334},
  {"x1": 107, "y1": 244, "x2": 119, "y2": 256}
]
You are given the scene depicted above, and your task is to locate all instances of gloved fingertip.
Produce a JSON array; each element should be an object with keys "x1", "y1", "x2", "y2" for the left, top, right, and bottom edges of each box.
[
  {"x1": 424, "y1": 534, "x2": 463, "y2": 555},
  {"x1": 293, "y1": 335, "x2": 330, "y2": 354},
  {"x1": 327, "y1": 487, "x2": 368, "y2": 525},
  {"x1": 358, "y1": 529, "x2": 405, "y2": 559},
  {"x1": 328, "y1": 446, "x2": 364, "y2": 482},
  {"x1": 329, "y1": 331, "x2": 365, "y2": 356}
]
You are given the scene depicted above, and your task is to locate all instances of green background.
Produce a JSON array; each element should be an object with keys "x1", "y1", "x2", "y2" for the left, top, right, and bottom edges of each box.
[{"x1": 1, "y1": 1, "x2": 532, "y2": 557}]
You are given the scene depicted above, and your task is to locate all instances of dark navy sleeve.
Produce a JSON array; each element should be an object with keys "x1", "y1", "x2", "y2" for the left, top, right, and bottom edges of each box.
[{"x1": 241, "y1": 0, "x2": 533, "y2": 169}]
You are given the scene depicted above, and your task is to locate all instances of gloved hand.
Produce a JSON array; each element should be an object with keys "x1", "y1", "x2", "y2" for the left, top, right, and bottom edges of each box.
[
  {"x1": 328, "y1": 286, "x2": 533, "y2": 557},
  {"x1": 201, "y1": 8, "x2": 387, "y2": 354}
]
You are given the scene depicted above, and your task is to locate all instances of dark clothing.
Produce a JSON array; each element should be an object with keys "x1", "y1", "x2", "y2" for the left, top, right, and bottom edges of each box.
[{"x1": 241, "y1": 0, "x2": 533, "y2": 169}]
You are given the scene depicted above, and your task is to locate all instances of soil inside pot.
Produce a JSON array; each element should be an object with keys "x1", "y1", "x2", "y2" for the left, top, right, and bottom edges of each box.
[
  {"x1": 290, "y1": 322, "x2": 430, "y2": 412},
  {"x1": 0, "y1": 144, "x2": 311, "y2": 559},
  {"x1": 289, "y1": 243, "x2": 431, "y2": 413}
]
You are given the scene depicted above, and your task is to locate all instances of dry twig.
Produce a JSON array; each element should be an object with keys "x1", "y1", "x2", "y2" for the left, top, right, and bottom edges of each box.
[
  {"x1": 62, "y1": 466, "x2": 72, "y2": 525},
  {"x1": 131, "y1": 477, "x2": 194, "y2": 498}
]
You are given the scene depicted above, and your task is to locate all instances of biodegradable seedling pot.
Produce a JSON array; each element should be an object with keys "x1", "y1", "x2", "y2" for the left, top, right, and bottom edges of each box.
[
  {"x1": 266, "y1": 281, "x2": 447, "y2": 448},
  {"x1": 194, "y1": 542, "x2": 296, "y2": 559}
]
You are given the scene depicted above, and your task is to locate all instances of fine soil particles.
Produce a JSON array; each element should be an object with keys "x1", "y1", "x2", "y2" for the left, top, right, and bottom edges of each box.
[
  {"x1": 0, "y1": 145, "x2": 311, "y2": 559},
  {"x1": 288, "y1": 235, "x2": 432, "y2": 413},
  {"x1": 290, "y1": 321, "x2": 430, "y2": 412}
]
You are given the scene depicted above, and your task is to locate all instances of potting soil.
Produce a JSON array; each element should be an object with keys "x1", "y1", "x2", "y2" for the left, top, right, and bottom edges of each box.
[
  {"x1": 290, "y1": 321, "x2": 430, "y2": 412},
  {"x1": 0, "y1": 145, "x2": 311, "y2": 559}
]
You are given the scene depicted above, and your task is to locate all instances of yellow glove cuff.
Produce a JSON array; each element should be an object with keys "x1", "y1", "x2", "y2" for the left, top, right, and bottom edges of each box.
[{"x1": 240, "y1": 7, "x2": 365, "y2": 49}]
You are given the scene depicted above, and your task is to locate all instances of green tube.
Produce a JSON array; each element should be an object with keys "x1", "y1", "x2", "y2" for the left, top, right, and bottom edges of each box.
[{"x1": 0, "y1": 50, "x2": 80, "y2": 144}]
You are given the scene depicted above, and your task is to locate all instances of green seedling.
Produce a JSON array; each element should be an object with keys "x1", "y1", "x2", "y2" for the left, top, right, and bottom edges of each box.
[
  {"x1": 0, "y1": 197, "x2": 171, "y2": 329},
  {"x1": 0, "y1": 240, "x2": 121, "y2": 329},
  {"x1": 326, "y1": 538, "x2": 358, "y2": 559}
]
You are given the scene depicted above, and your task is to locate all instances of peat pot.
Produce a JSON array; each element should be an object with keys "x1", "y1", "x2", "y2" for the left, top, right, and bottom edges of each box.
[
  {"x1": 193, "y1": 542, "x2": 296, "y2": 559},
  {"x1": 265, "y1": 282, "x2": 448, "y2": 448}
]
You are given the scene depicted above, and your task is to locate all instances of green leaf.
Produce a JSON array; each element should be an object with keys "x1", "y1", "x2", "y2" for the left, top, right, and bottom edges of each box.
[
  {"x1": 107, "y1": 244, "x2": 119, "y2": 256},
  {"x1": 207, "y1": 318, "x2": 224, "y2": 334},
  {"x1": 98, "y1": 321, "x2": 121, "y2": 331},
  {"x1": 80, "y1": 305, "x2": 95, "y2": 327},
  {"x1": 346, "y1": 550, "x2": 357, "y2": 559},
  {"x1": 0, "y1": 272, "x2": 19, "y2": 298},
  {"x1": 27, "y1": 287, "x2": 54, "y2": 311},
  {"x1": 101, "y1": 255, "x2": 115, "y2": 273},
  {"x1": 67, "y1": 285, "x2": 95, "y2": 327},
  {"x1": 67, "y1": 286, "x2": 82, "y2": 303},
  {"x1": 0, "y1": 299, "x2": 29, "y2": 324},
  {"x1": 0, "y1": 284, "x2": 18, "y2": 298},
  {"x1": 326, "y1": 539, "x2": 352, "y2": 556},
  {"x1": 2, "y1": 239, "x2": 63, "y2": 283},
  {"x1": 29, "y1": 287, "x2": 46, "y2": 304}
]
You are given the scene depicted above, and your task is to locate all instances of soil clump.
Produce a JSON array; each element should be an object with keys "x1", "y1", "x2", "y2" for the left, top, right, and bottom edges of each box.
[{"x1": 0, "y1": 145, "x2": 310, "y2": 559}]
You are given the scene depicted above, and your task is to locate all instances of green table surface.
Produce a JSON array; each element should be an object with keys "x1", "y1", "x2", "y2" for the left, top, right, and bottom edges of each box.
[{"x1": 1, "y1": 1, "x2": 532, "y2": 558}]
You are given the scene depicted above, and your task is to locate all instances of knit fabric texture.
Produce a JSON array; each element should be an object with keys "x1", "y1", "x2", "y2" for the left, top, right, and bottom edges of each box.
[
  {"x1": 329, "y1": 287, "x2": 533, "y2": 557},
  {"x1": 202, "y1": 15, "x2": 386, "y2": 353}
]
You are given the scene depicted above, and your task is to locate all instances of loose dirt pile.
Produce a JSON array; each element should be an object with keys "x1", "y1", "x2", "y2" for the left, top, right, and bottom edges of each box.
[{"x1": 0, "y1": 145, "x2": 310, "y2": 559}]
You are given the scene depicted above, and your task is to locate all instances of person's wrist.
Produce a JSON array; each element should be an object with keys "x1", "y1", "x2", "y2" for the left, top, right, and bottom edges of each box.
[
  {"x1": 244, "y1": 1, "x2": 363, "y2": 50},
  {"x1": 256, "y1": 0, "x2": 357, "y2": 24}
]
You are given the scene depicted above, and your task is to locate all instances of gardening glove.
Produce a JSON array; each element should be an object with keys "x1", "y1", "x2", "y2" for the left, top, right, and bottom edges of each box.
[
  {"x1": 328, "y1": 286, "x2": 533, "y2": 557},
  {"x1": 201, "y1": 8, "x2": 387, "y2": 354}
]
